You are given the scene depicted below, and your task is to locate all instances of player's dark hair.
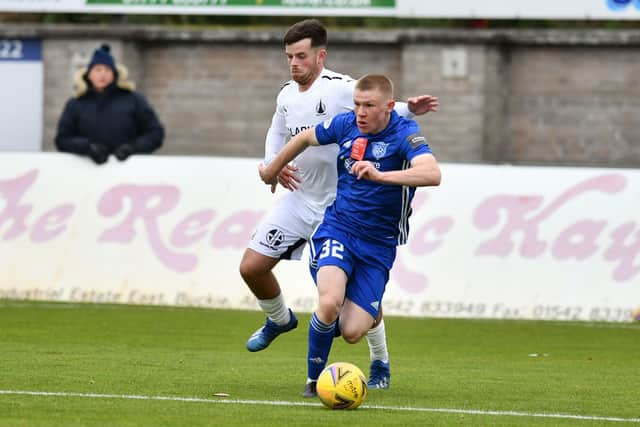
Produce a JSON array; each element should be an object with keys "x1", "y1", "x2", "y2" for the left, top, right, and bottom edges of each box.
[
  {"x1": 283, "y1": 19, "x2": 328, "y2": 48},
  {"x1": 356, "y1": 74, "x2": 394, "y2": 99}
]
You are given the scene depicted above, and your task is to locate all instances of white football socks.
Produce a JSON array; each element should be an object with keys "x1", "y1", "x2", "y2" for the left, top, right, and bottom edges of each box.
[
  {"x1": 366, "y1": 318, "x2": 389, "y2": 363},
  {"x1": 257, "y1": 293, "x2": 291, "y2": 325}
]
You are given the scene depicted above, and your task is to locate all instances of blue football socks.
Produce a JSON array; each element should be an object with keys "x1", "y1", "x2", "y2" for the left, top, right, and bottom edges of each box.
[{"x1": 307, "y1": 312, "x2": 335, "y2": 381}]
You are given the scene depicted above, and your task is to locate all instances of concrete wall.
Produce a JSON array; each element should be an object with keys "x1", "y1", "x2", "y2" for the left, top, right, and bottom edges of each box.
[{"x1": 2, "y1": 25, "x2": 639, "y2": 167}]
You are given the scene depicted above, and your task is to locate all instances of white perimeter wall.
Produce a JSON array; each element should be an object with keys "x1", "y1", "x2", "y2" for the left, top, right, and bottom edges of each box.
[{"x1": 1, "y1": 153, "x2": 639, "y2": 322}]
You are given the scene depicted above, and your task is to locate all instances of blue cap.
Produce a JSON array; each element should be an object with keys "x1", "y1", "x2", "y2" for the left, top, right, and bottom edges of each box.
[{"x1": 88, "y1": 44, "x2": 116, "y2": 72}]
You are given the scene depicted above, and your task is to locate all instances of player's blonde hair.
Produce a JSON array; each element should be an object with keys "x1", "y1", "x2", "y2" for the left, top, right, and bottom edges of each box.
[{"x1": 355, "y1": 74, "x2": 394, "y2": 100}]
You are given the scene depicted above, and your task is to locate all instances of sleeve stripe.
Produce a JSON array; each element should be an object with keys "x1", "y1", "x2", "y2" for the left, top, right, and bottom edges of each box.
[{"x1": 397, "y1": 160, "x2": 412, "y2": 245}]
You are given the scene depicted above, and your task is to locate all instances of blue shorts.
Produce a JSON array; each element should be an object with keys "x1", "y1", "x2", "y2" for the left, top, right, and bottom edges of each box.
[{"x1": 308, "y1": 222, "x2": 397, "y2": 319}]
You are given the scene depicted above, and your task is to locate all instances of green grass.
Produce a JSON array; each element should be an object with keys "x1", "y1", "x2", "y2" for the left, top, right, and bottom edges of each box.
[{"x1": 1, "y1": 300, "x2": 639, "y2": 426}]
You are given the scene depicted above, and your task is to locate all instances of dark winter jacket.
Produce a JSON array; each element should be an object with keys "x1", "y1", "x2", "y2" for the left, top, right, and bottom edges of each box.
[{"x1": 55, "y1": 65, "x2": 164, "y2": 157}]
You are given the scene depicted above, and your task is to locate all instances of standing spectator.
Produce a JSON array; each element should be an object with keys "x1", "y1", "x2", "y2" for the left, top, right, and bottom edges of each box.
[{"x1": 55, "y1": 44, "x2": 164, "y2": 164}]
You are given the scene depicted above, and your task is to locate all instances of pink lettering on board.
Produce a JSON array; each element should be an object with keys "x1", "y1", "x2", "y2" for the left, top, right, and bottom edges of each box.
[
  {"x1": 391, "y1": 256, "x2": 429, "y2": 293},
  {"x1": 605, "y1": 222, "x2": 640, "y2": 282},
  {"x1": 30, "y1": 205, "x2": 75, "y2": 243},
  {"x1": 474, "y1": 194, "x2": 545, "y2": 257},
  {"x1": 473, "y1": 175, "x2": 626, "y2": 258},
  {"x1": 391, "y1": 192, "x2": 453, "y2": 293},
  {"x1": 0, "y1": 170, "x2": 75, "y2": 243},
  {"x1": 393, "y1": 217, "x2": 453, "y2": 293},
  {"x1": 409, "y1": 217, "x2": 455, "y2": 254},
  {"x1": 0, "y1": 169, "x2": 36, "y2": 240},
  {"x1": 551, "y1": 220, "x2": 606, "y2": 260},
  {"x1": 210, "y1": 211, "x2": 265, "y2": 249},
  {"x1": 97, "y1": 184, "x2": 197, "y2": 273},
  {"x1": 170, "y1": 210, "x2": 216, "y2": 248}
]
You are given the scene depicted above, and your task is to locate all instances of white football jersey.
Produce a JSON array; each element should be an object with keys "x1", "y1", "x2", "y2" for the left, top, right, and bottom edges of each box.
[{"x1": 264, "y1": 68, "x2": 357, "y2": 214}]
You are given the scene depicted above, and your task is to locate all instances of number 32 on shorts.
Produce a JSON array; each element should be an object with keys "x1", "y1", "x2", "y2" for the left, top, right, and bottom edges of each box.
[{"x1": 319, "y1": 239, "x2": 344, "y2": 260}]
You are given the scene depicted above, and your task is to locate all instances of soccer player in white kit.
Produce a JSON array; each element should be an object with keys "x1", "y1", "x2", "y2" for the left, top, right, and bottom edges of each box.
[{"x1": 239, "y1": 19, "x2": 438, "y2": 390}]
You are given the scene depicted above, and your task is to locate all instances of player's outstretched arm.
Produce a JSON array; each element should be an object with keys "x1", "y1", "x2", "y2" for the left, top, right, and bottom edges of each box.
[
  {"x1": 407, "y1": 95, "x2": 439, "y2": 115},
  {"x1": 352, "y1": 153, "x2": 441, "y2": 187},
  {"x1": 263, "y1": 110, "x2": 302, "y2": 192},
  {"x1": 393, "y1": 95, "x2": 439, "y2": 117},
  {"x1": 345, "y1": 77, "x2": 437, "y2": 117},
  {"x1": 259, "y1": 127, "x2": 319, "y2": 191}
]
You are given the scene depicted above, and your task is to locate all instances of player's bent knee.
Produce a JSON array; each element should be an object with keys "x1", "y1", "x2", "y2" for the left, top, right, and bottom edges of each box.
[
  {"x1": 341, "y1": 326, "x2": 366, "y2": 344},
  {"x1": 238, "y1": 261, "x2": 257, "y2": 281},
  {"x1": 316, "y1": 300, "x2": 341, "y2": 323},
  {"x1": 239, "y1": 257, "x2": 271, "y2": 281}
]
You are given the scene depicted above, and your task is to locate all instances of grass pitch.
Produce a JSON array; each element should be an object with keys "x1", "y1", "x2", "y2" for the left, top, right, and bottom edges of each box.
[{"x1": 1, "y1": 300, "x2": 639, "y2": 426}]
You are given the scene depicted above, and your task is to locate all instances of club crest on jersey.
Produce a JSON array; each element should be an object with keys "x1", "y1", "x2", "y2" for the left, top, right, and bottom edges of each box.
[
  {"x1": 265, "y1": 228, "x2": 285, "y2": 248},
  {"x1": 315, "y1": 99, "x2": 327, "y2": 116},
  {"x1": 372, "y1": 141, "x2": 388, "y2": 160}
]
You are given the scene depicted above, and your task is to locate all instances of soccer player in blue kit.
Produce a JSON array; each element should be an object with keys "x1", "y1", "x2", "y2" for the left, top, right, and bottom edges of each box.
[
  {"x1": 259, "y1": 74, "x2": 441, "y2": 397},
  {"x1": 242, "y1": 19, "x2": 439, "y2": 391}
]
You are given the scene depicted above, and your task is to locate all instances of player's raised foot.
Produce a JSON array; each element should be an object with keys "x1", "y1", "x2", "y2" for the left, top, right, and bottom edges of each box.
[
  {"x1": 246, "y1": 309, "x2": 298, "y2": 352},
  {"x1": 367, "y1": 360, "x2": 390, "y2": 389},
  {"x1": 302, "y1": 381, "x2": 317, "y2": 398}
]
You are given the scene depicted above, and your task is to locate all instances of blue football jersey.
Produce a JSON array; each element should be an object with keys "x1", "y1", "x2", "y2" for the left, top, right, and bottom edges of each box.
[{"x1": 314, "y1": 110, "x2": 432, "y2": 246}]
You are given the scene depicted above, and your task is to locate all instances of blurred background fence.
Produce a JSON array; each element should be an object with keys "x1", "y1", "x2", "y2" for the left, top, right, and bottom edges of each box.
[{"x1": 1, "y1": 0, "x2": 640, "y2": 167}]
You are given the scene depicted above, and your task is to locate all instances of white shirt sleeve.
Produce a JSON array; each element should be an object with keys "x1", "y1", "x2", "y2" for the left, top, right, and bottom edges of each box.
[
  {"x1": 393, "y1": 101, "x2": 414, "y2": 118},
  {"x1": 264, "y1": 101, "x2": 289, "y2": 165}
]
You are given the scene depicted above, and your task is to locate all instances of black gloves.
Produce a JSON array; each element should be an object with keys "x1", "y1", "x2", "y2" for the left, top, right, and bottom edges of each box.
[
  {"x1": 114, "y1": 144, "x2": 135, "y2": 161},
  {"x1": 85, "y1": 143, "x2": 134, "y2": 164},
  {"x1": 87, "y1": 143, "x2": 109, "y2": 165}
]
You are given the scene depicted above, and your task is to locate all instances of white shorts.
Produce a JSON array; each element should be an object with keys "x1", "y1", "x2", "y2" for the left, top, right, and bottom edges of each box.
[{"x1": 248, "y1": 192, "x2": 325, "y2": 260}]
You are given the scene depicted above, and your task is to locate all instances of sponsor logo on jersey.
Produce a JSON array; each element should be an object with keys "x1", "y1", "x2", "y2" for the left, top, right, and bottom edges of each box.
[
  {"x1": 315, "y1": 99, "x2": 327, "y2": 116},
  {"x1": 344, "y1": 157, "x2": 355, "y2": 173},
  {"x1": 406, "y1": 133, "x2": 427, "y2": 149},
  {"x1": 372, "y1": 141, "x2": 389, "y2": 160},
  {"x1": 265, "y1": 228, "x2": 285, "y2": 248},
  {"x1": 288, "y1": 125, "x2": 313, "y2": 136}
]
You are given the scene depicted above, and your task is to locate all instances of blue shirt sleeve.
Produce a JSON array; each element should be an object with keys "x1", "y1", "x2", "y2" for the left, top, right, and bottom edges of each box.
[
  {"x1": 315, "y1": 112, "x2": 349, "y2": 146},
  {"x1": 401, "y1": 121, "x2": 432, "y2": 162}
]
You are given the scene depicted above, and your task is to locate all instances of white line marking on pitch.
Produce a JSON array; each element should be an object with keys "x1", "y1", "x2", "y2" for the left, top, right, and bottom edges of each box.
[{"x1": 1, "y1": 390, "x2": 639, "y2": 423}]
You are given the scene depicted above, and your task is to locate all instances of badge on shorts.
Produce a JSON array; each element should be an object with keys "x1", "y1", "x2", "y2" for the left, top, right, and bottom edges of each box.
[{"x1": 351, "y1": 137, "x2": 368, "y2": 161}]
